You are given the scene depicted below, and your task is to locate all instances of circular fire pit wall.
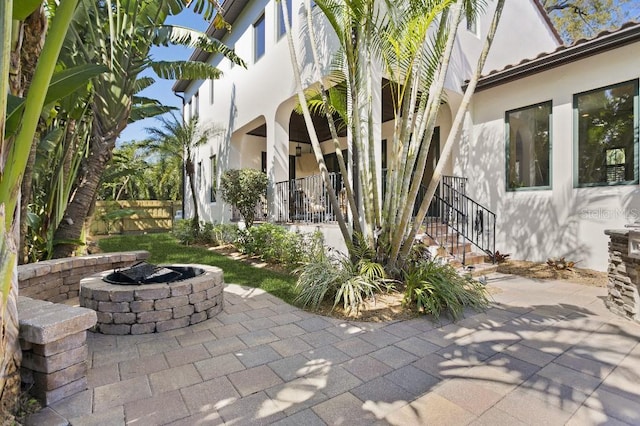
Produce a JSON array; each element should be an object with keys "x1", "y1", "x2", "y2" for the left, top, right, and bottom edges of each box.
[{"x1": 79, "y1": 264, "x2": 224, "y2": 334}]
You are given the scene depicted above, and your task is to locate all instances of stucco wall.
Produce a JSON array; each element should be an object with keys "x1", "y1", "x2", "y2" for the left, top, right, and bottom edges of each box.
[{"x1": 462, "y1": 42, "x2": 640, "y2": 271}]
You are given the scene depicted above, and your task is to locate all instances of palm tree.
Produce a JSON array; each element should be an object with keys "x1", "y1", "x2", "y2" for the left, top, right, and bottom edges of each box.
[
  {"x1": 286, "y1": 0, "x2": 505, "y2": 269},
  {"x1": 51, "y1": 0, "x2": 244, "y2": 258},
  {"x1": 143, "y1": 114, "x2": 211, "y2": 233}
]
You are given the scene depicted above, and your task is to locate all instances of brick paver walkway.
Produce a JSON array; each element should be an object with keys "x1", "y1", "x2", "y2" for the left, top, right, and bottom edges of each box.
[{"x1": 28, "y1": 273, "x2": 640, "y2": 425}]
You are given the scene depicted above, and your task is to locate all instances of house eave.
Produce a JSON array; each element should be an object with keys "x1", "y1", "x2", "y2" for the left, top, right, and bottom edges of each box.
[{"x1": 470, "y1": 22, "x2": 640, "y2": 93}]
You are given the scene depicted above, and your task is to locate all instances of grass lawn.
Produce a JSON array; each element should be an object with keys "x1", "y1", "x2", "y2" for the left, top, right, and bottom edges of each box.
[{"x1": 98, "y1": 233, "x2": 299, "y2": 304}]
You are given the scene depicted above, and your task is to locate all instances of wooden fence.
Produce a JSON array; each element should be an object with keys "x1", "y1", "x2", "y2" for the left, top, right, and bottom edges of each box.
[{"x1": 90, "y1": 200, "x2": 181, "y2": 235}]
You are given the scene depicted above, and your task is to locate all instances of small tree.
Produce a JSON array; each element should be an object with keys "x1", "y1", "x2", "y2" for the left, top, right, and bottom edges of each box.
[{"x1": 220, "y1": 169, "x2": 268, "y2": 228}]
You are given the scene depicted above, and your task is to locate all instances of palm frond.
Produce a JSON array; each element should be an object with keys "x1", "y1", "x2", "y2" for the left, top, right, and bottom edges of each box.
[
  {"x1": 151, "y1": 60, "x2": 222, "y2": 80},
  {"x1": 148, "y1": 25, "x2": 245, "y2": 67},
  {"x1": 133, "y1": 77, "x2": 155, "y2": 94},
  {"x1": 129, "y1": 103, "x2": 176, "y2": 123}
]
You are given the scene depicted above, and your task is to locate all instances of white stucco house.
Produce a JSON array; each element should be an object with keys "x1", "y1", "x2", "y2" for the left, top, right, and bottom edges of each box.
[{"x1": 173, "y1": 0, "x2": 640, "y2": 271}]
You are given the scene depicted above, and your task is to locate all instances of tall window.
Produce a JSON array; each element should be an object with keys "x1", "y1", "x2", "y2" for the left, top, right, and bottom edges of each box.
[
  {"x1": 575, "y1": 80, "x2": 638, "y2": 186},
  {"x1": 254, "y1": 13, "x2": 265, "y2": 61},
  {"x1": 506, "y1": 101, "x2": 552, "y2": 190},
  {"x1": 466, "y1": 11, "x2": 477, "y2": 35},
  {"x1": 209, "y1": 80, "x2": 214, "y2": 104},
  {"x1": 210, "y1": 155, "x2": 217, "y2": 202},
  {"x1": 194, "y1": 92, "x2": 199, "y2": 117},
  {"x1": 277, "y1": 0, "x2": 292, "y2": 39},
  {"x1": 198, "y1": 161, "x2": 202, "y2": 187}
]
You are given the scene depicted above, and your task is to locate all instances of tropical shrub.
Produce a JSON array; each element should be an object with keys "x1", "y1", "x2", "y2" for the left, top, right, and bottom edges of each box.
[
  {"x1": 172, "y1": 219, "x2": 199, "y2": 245},
  {"x1": 236, "y1": 223, "x2": 323, "y2": 267},
  {"x1": 211, "y1": 224, "x2": 239, "y2": 246},
  {"x1": 219, "y1": 169, "x2": 268, "y2": 228},
  {"x1": 403, "y1": 259, "x2": 490, "y2": 321},
  {"x1": 294, "y1": 247, "x2": 390, "y2": 315}
]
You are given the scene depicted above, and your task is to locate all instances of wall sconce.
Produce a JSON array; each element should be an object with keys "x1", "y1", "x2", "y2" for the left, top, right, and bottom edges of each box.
[{"x1": 296, "y1": 143, "x2": 302, "y2": 157}]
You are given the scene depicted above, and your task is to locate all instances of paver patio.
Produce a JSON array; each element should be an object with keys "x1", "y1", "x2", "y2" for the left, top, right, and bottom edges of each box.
[{"x1": 27, "y1": 273, "x2": 640, "y2": 425}]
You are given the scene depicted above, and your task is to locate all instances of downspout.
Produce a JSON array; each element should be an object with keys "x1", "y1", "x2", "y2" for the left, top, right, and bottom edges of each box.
[{"x1": 174, "y1": 90, "x2": 186, "y2": 218}]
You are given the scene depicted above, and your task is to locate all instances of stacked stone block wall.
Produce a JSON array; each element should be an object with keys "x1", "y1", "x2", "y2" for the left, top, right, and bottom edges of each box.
[
  {"x1": 605, "y1": 230, "x2": 640, "y2": 322},
  {"x1": 18, "y1": 251, "x2": 149, "y2": 302},
  {"x1": 18, "y1": 297, "x2": 97, "y2": 405}
]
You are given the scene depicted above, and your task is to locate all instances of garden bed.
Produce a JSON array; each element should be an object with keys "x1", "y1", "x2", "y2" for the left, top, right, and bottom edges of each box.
[{"x1": 495, "y1": 260, "x2": 607, "y2": 287}]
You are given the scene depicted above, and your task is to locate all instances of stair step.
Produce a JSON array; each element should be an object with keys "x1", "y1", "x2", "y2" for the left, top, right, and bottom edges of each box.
[{"x1": 460, "y1": 252, "x2": 486, "y2": 266}]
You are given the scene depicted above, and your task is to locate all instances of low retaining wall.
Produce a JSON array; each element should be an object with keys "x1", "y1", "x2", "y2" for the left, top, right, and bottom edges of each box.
[
  {"x1": 604, "y1": 230, "x2": 640, "y2": 322},
  {"x1": 18, "y1": 297, "x2": 97, "y2": 405},
  {"x1": 18, "y1": 251, "x2": 149, "y2": 302},
  {"x1": 16, "y1": 251, "x2": 148, "y2": 406}
]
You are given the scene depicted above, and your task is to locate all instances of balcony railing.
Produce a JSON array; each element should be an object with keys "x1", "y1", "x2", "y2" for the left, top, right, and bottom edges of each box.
[{"x1": 275, "y1": 172, "x2": 346, "y2": 223}]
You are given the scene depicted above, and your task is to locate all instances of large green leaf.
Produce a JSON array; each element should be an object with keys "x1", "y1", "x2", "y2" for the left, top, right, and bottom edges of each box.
[
  {"x1": 45, "y1": 64, "x2": 108, "y2": 104},
  {"x1": 150, "y1": 60, "x2": 222, "y2": 80},
  {"x1": 13, "y1": 0, "x2": 42, "y2": 20},
  {"x1": 4, "y1": 64, "x2": 107, "y2": 137},
  {"x1": 133, "y1": 77, "x2": 156, "y2": 94},
  {"x1": 129, "y1": 103, "x2": 176, "y2": 123}
]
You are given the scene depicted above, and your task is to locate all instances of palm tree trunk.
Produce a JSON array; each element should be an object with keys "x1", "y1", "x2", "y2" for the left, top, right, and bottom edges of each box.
[
  {"x1": 52, "y1": 130, "x2": 117, "y2": 258},
  {"x1": 281, "y1": 0, "x2": 353, "y2": 252},
  {"x1": 398, "y1": 0, "x2": 506, "y2": 262},
  {"x1": 387, "y1": 1, "x2": 463, "y2": 266},
  {"x1": 304, "y1": 0, "x2": 362, "y2": 235},
  {"x1": 187, "y1": 167, "x2": 199, "y2": 231},
  {"x1": 0, "y1": 207, "x2": 21, "y2": 419}
]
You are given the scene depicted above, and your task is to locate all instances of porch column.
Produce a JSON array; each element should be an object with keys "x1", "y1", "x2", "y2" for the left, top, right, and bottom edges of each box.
[{"x1": 266, "y1": 110, "x2": 290, "y2": 222}]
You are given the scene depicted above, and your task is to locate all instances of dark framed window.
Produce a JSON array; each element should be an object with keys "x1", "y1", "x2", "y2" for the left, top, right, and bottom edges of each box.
[
  {"x1": 381, "y1": 139, "x2": 387, "y2": 170},
  {"x1": 198, "y1": 161, "x2": 202, "y2": 187},
  {"x1": 506, "y1": 101, "x2": 552, "y2": 190},
  {"x1": 210, "y1": 155, "x2": 217, "y2": 202},
  {"x1": 261, "y1": 151, "x2": 267, "y2": 173},
  {"x1": 466, "y1": 11, "x2": 477, "y2": 34},
  {"x1": 254, "y1": 13, "x2": 266, "y2": 62},
  {"x1": 277, "y1": 0, "x2": 292, "y2": 39},
  {"x1": 574, "y1": 80, "x2": 638, "y2": 187}
]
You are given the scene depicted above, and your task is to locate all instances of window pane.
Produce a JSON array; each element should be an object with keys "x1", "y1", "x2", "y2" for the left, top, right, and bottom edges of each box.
[
  {"x1": 506, "y1": 101, "x2": 551, "y2": 189},
  {"x1": 577, "y1": 81, "x2": 637, "y2": 185},
  {"x1": 278, "y1": 0, "x2": 292, "y2": 38},
  {"x1": 254, "y1": 14, "x2": 265, "y2": 61}
]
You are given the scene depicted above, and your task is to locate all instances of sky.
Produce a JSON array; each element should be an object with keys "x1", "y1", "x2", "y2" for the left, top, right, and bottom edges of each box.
[{"x1": 117, "y1": 8, "x2": 210, "y2": 144}]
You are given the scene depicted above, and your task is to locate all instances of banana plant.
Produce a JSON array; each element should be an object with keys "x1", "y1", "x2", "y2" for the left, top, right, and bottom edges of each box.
[
  {"x1": 0, "y1": 0, "x2": 103, "y2": 415},
  {"x1": 51, "y1": 0, "x2": 245, "y2": 258}
]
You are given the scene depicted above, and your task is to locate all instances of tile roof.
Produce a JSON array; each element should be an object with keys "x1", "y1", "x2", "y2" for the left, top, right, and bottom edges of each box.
[{"x1": 474, "y1": 21, "x2": 640, "y2": 92}]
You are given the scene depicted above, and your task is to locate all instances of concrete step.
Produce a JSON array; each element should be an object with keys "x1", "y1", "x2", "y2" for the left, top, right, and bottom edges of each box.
[
  {"x1": 458, "y1": 262, "x2": 498, "y2": 277},
  {"x1": 460, "y1": 252, "x2": 487, "y2": 266}
]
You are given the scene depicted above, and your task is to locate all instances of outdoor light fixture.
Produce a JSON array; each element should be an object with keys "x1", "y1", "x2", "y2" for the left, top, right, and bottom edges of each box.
[{"x1": 296, "y1": 143, "x2": 302, "y2": 157}]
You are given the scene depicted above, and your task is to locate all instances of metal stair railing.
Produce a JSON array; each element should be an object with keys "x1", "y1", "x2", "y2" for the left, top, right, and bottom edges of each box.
[{"x1": 421, "y1": 176, "x2": 496, "y2": 264}]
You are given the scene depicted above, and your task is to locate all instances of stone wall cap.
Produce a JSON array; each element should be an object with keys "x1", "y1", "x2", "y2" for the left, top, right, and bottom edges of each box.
[{"x1": 18, "y1": 298, "x2": 97, "y2": 344}]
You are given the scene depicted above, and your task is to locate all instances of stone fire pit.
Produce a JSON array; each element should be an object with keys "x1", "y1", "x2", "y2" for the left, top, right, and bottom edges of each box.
[{"x1": 79, "y1": 263, "x2": 224, "y2": 334}]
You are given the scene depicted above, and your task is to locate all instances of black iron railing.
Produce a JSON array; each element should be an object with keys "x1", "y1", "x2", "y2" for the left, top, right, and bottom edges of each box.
[
  {"x1": 275, "y1": 172, "x2": 346, "y2": 223},
  {"x1": 423, "y1": 176, "x2": 496, "y2": 264}
]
